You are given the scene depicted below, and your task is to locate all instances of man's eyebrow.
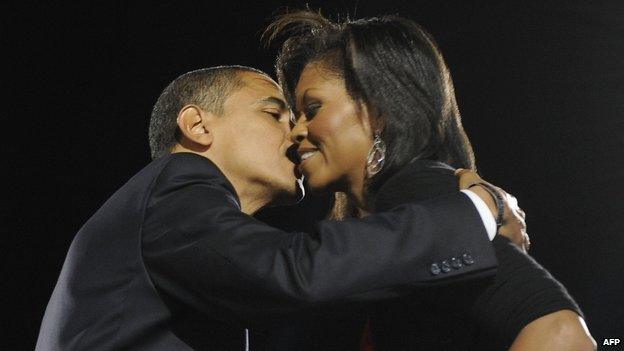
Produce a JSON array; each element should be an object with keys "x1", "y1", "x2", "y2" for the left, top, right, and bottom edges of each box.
[{"x1": 256, "y1": 96, "x2": 288, "y2": 111}]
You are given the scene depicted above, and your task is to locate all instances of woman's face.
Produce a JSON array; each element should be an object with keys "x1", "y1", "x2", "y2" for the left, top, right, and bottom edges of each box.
[{"x1": 290, "y1": 62, "x2": 374, "y2": 194}]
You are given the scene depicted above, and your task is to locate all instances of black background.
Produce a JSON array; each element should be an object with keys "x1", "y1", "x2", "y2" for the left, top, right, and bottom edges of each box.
[{"x1": 5, "y1": 0, "x2": 624, "y2": 349}]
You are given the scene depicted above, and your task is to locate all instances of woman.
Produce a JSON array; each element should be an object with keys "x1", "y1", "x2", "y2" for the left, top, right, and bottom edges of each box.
[{"x1": 265, "y1": 10, "x2": 596, "y2": 350}]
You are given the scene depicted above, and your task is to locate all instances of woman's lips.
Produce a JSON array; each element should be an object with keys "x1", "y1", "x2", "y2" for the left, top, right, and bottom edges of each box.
[
  {"x1": 300, "y1": 151, "x2": 318, "y2": 161},
  {"x1": 297, "y1": 147, "x2": 319, "y2": 163}
]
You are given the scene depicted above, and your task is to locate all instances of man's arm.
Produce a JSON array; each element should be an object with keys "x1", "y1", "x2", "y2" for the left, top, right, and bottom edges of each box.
[{"x1": 141, "y1": 165, "x2": 497, "y2": 323}]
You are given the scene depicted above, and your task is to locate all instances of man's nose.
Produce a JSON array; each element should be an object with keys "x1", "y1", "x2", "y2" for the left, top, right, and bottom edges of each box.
[{"x1": 289, "y1": 120, "x2": 307, "y2": 144}]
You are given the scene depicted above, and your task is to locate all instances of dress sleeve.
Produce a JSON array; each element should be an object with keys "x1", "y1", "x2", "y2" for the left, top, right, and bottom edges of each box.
[{"x1": 471, "y1": 235, "x2": 583, "y2": 343}]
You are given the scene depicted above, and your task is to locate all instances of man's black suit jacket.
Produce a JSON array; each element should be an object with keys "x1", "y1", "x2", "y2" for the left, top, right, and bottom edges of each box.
[{"x1": 37, "y1": 153, "x2": 497, "y2": 350}]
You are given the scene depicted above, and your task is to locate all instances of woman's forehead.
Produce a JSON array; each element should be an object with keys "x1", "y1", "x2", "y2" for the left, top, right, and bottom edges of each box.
[{"x1": 295, "y1": 64, "x2": 343, "y2": 95}]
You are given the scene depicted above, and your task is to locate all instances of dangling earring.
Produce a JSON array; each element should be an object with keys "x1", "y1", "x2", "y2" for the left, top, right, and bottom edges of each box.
[{"x1": 366, "y1": 133, "x2": 386, "y2": 178}]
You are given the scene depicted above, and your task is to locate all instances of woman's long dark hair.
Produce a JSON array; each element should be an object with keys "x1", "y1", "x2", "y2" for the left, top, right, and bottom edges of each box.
[{"x1": 266, "y1": 10, "x2": 476, "y2": 197}]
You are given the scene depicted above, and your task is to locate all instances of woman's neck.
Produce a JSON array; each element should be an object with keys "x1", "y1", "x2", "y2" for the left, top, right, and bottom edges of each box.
[{"x1": 345, "y1": 182, "x2": 374, "y2": 217}]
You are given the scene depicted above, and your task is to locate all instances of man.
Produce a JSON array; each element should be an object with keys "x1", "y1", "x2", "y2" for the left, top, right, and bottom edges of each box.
[{"x1": 37, "y1": 66, "x2": 524, "y2": 350}]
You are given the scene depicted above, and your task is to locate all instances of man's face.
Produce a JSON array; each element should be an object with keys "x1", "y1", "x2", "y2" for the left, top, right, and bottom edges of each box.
[{"x1": 211, "y1": 72, "x2": 300, "y2": 204}]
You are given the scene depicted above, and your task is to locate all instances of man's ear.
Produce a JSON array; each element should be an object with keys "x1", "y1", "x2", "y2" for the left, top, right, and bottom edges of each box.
[{"x1": 176, "y1": 105, "x2": 214, "y2": 149}]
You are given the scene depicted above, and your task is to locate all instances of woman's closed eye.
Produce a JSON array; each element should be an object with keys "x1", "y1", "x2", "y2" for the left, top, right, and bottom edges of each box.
[{"x1": 304, "y1": 103, "x2": 321, "y2": 119}]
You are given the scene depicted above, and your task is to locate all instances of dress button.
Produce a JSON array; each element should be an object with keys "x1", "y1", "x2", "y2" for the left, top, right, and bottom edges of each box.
[
  {"x1": 430, "y1": 263, "x2": 441, "y2": 275},
  {"x1": 450, "y1": 257, "x2": 463, "y2": 269},
  {"x1": 441, "y1": 260, "x2": 452, "y2": 273},
  {"x1": 462, "y1": 253, "x2": 474, "y2": 266}
]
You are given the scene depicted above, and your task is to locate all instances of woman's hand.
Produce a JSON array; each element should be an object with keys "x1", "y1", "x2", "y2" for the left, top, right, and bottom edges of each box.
[{"x1": 455, "y1": 169, "x2": 529, "y2": 251}]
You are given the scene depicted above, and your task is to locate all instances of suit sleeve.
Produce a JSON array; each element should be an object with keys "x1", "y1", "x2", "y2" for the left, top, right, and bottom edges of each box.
[{"x1": 141, "y1": 165, "x2": 497, "y2": 322}]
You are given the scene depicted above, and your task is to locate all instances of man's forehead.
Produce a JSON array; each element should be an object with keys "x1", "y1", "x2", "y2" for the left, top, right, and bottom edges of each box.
[
  {"x1": 237, "y1": 72, "x2": 287, "y2": 104},
  {"x1": 239, "y1": 71, "x2": 280, "y2": 91}
]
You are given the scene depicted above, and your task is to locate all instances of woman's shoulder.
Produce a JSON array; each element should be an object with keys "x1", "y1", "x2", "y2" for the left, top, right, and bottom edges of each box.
[{"x1": 374, "y1": 159, "x2": 458, "y2": 211}]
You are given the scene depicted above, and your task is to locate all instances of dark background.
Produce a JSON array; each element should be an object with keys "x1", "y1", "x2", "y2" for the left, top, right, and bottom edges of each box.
[{"x1": 5, "y1": 0, "x2": 623, "y2": 349}]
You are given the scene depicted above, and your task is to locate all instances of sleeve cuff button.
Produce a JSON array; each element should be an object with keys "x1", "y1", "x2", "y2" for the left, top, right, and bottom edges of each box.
[
  {"x1": 451, "y1": 257, "x2": 463, "y2": 269},
  {"x1": 461, "y1": 253, "x2": 475, "y2": 265},
  {"x1": 441, "y1": 260, "x2": 452, "y2": 273},
  {"x1": 430, "y1": 263, "x2": 441, "y2": 275}
]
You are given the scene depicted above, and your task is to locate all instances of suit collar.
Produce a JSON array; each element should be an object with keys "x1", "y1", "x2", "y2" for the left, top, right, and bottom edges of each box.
[{"x1": 164, "y1": 152, "x2": 241, "y2": 209}]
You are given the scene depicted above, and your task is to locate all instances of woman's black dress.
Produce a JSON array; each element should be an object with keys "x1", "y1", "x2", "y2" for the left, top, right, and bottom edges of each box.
[
  {"x1": 259, "y1": 159, "x2": 583, "y2": 350},
  {"x1": 368, "y1": 159, "x2": 583, "y2": 350}
]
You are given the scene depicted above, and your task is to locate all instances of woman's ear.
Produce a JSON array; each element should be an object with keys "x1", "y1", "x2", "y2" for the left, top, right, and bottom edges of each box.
[
  {"x1": 358, "y1": 100, "x2": 384, "y2": 136},
  {"x1": 176, "y1": 105, "x2": 214, "y2": 148}
]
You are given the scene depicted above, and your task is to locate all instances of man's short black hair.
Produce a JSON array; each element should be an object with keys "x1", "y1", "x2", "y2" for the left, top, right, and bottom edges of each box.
[{"x1": 149, "y1": 65, "x2": 265, "y2": 159}]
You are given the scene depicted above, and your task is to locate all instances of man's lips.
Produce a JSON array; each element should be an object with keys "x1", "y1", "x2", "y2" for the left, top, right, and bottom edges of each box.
[
  {"x1": 284, "y1": 144, "x2": 304, "y2": 178},
  {"x1": 285, "y1": 144, "x2": 301, "y2": 164}
]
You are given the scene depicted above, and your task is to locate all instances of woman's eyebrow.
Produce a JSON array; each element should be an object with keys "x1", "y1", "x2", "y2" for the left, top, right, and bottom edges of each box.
[
  {"x1": 293, "y1": 88, "x2": 319, "y2": 114},
  {"x1": 299, "y1": 89, "x2": 314, "y2": 106}
]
